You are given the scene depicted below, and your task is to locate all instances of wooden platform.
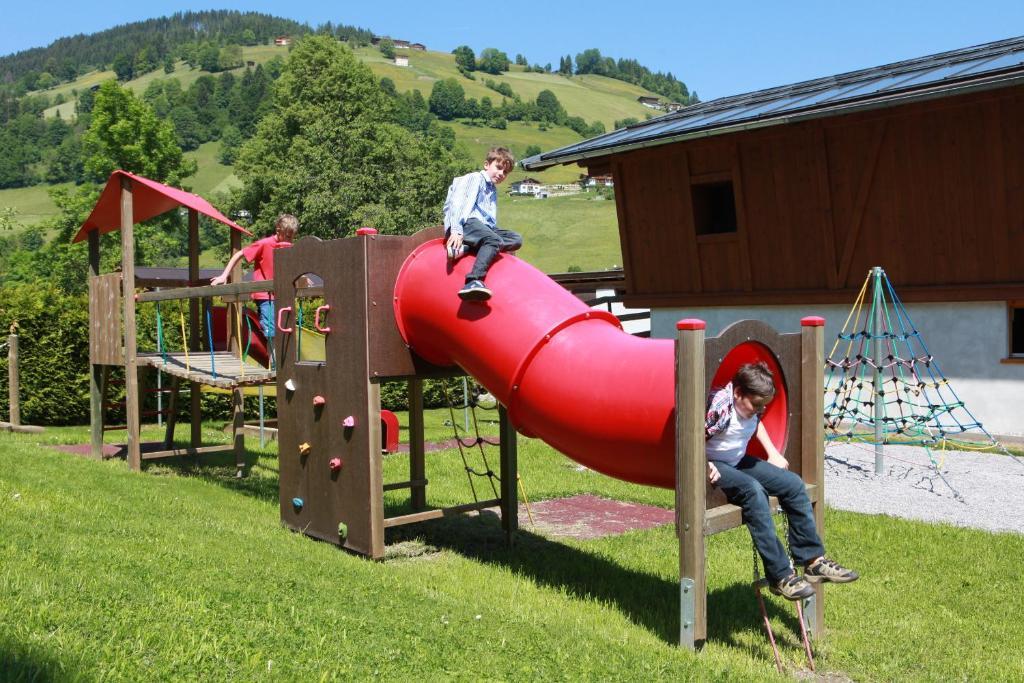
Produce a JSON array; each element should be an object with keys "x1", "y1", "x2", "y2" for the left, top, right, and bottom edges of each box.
[{"x1": 138, "y1": 352, "x2": 275, "y2": 388}]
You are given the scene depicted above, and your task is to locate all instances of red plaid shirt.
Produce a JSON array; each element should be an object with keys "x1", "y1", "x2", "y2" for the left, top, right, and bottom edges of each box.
[{"x1": 705, "y1": 382, "x2": 736, "y2": 441}]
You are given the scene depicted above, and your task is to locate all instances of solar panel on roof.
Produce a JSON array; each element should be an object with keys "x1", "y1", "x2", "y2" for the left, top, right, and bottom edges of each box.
[{"x1": 522, "y1": 35, "x2": 1024, "y2": 171}]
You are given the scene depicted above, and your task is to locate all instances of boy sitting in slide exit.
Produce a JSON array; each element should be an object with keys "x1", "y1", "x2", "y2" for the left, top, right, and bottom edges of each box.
[
  {"x1": 443, "y1": 147, "x2": 523, "y2": 301},
  {"x1": 706, "y1": 362, "x2": 859, "y2": 600}
]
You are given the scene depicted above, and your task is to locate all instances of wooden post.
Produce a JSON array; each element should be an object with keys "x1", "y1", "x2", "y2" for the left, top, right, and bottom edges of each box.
[
  {"x1": 120, "y1": 177, "x2": 142, "y2": 471},
  {"x1": 89, "y1": 230, "x2": 104, "y2": 459},
  {"x1": 676, "y1": 319, "x2": 707, "y2": 649},
  {"x1": 188, "y1": 209, "x2": 201, "y2": 448},
  {"x1": 801, "y1": 316, "x2": 826, "y2": 638},
  {"x1": 8, "y1": 331, "x2": 19, "y2": 427},
  {"x1": 408, "y1": 378, "x2": 426, "y2": 511},
  {"x1": 232, "y1": 388, "x2": 245, "y2": 477},
  {"x1": 499, "y1": 404, "x2": 519, "y2": 545},
  {"x1": 227, "y1": 228, "x2": 243, "y2": 356}
]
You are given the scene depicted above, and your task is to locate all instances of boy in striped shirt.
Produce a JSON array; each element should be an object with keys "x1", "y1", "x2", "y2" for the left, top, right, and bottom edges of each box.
[{"x1": 443, "y1": 147, "x2": 523, "y2": 301}]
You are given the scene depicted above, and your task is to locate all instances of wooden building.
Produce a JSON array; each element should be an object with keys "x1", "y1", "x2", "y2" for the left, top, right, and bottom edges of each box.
[{"x1": 525, "y1": 36, "x2": 1024, "y2": 435}]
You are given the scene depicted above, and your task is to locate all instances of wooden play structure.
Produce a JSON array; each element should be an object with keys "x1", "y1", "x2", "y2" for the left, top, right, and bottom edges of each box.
[
  {"x1": 273, "y1": 228, "x2": 519, "y2": 557},
  {"x1": 77, "y1": 171, "x2": 274, "y2": 471},
  {"x1": 675, "y1": 317, "x2": 825, "y2": 650}
]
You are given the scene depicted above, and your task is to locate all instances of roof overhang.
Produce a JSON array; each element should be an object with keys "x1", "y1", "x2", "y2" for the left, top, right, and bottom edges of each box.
[
  {"x1": 522, "y1": 72, "x2": 1024, "y2": 172},
  {"x1": 73, "y1": 170, "x2": 251, "y2": 243}
]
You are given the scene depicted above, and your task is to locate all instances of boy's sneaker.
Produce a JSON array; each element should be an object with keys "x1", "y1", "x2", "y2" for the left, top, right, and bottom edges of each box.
[
  {"x1": 804, "y1": 557, "x2": 859, "y2": 584},
  {"x1": 447, "y1": 244, "x2": 469, "y2": 260},
  {"x1": 769, "y1": 572, "x2": 815, "y2": 601},
  {"x1": 458, "y1": 280, "x2": 492, "y2": 301}
]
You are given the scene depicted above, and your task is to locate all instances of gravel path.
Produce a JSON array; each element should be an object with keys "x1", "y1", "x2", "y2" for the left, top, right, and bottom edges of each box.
[{"x1": 823, "y1": 443, "x2": 1024, "y2": 535}]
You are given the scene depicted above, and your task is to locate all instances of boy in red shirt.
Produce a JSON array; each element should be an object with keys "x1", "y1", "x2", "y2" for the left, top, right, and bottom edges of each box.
[{"x1": 212, "y1": 214, "x2": 298, "y2": 348}]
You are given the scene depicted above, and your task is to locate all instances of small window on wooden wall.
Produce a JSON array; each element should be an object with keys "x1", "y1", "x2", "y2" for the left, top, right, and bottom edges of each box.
[
  {"x1": 691, "y1": 180, "x2": 738, "y2": 236},
  {"x1": 1010, "y1": 302, "x2": 1024, "y2": 358}
]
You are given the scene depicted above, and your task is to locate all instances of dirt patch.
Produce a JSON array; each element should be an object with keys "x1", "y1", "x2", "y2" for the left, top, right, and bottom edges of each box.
[{"x1": 519, "y1": 494, "x2": 673, "y2": 540}]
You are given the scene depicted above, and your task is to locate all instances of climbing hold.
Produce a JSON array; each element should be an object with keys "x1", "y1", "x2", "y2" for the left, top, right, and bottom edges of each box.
[
  {"x1": 342, "y1": 416, "x2": 356, "y2": 428},
  {"x1": 338, "y1": 522, "x2": 348, "y2": 540},
  {"x1": 285, "y1": 378, "x2": 297, "y2": 392},
  {"x1": 313, "y1": 395, "x2": 326, "y2": 406},
  {"x1": 329, "y1": 457, "x2": 343, "y2": 472},
  {"x1": 299, "y1": 442, "x2": 312, "y2": 455},
  {"x1": 292, "y1": 497, "x2": 303, "y2": 510}
]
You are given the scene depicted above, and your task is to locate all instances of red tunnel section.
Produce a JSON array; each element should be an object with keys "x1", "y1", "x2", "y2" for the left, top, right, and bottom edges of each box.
[{"x1": 393, "y1": 239, "x2": 788, "y2": 489}]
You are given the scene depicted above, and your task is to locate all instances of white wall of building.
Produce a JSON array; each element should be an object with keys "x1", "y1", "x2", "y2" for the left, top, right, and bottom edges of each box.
[{"x1": 651, "y1": 301, "x2": 1024, "y2": 436}]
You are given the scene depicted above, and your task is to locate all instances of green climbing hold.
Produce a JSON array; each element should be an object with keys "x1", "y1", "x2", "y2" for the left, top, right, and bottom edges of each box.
[{"x1": 338, "y1": 522, "x2": 348, "y2": 541}]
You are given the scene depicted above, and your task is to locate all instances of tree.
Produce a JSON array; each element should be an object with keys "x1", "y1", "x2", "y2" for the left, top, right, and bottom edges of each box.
[
  {"x1": 524, "y1": 144, "x2": 541, "y2": 157},
  {"x1": 112, "y1": 52, "x2": 134, "y2": 81},
  {"x1": 575, "y1": 48, "x2": 607, "y2": 75},
  {"x1": 535, "y1": 89, "x2": 565, "y2": 123},
  {"x1": 198, "y1": 43, "x2": 221, "y2": 72},
  {"x1": 558, "y1": 55, "x2": 573, "y2": 75},
  {"x1": 81, "y1": 80, "x2": 195, "y2": 184},
  {"x1": 241, "y1": 29, "x2": 258, "y2": 46},
  {"x1": 379, "y1": 38, "x2": 396, "y2": 60},
  {"x1": 452, "y1": 45, "x2": 475, "y2": 72},
  {"x1": 477, "y1": 48, "x2": 510, "y2": 75},
  {"x1": 429, "y1": 78, "x2": 466, "y2": 120},
  {"x1": 515, "y1": 54, "x2": 527, "y2": 66},
  {"x1": 163, "y1": 54, "x2": 176, "y2": 74},
  {"x1": 219, "y1": 125, "x2": 243, "y2": 164},
  {"x1": 219, "y1": 45, "x2": 243, "y2": 71},
  {"x1": 232, "y1": 36, "x2": 472, "y2": 238}
]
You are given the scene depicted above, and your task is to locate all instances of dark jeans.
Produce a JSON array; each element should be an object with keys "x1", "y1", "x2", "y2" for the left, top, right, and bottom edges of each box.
[
  {"x1": 713, "y1": 456, "x2": 824, "y2": 581},
  {"x1": 460, "y1": 217, "x2": 523, "y2": 283}
]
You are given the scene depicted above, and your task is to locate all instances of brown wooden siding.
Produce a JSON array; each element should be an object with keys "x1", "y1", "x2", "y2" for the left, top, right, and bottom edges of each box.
[{"x1": 609, "y1": 85, "x2": 1024, "y2": 306}]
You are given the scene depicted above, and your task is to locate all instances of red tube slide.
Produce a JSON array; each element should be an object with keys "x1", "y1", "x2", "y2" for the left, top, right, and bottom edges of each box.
[{"x1": 394, "y1": 240, "x2": 784, "y2": 489}]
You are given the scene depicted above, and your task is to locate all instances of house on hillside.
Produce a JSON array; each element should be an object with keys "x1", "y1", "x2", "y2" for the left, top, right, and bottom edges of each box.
[
  {"x1": 274, "y1": 36, "x2": 291, "y2": 46},
  {"x1": 410, "y1": 43, "x2": 427, "y2": 51},
  {"x1": 581, "y1": 173, "x2": 614, "y2": 188},
  {"x1": 510, "y1": 178, "x2": 545, "y2": 195},
  {"x1": 372, "y1": 37, "x2": 412, "y2": 49},
  {"x1": 525, "y1": 36, "x2": 1024, "y2": 436},
  {"x1": 637, "y1": 96, "x2": 661, "y2": 108},
  {"x1": 395, "y1": 56, "x2": 409, "y2": 67}
]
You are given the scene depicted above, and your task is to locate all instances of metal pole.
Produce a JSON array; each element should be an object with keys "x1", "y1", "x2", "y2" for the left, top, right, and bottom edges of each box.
[
  {"x1": 156, "y1": 368, "x2": 163, "y2": 428},
  {"x1": 8, "y1": 331, "x2": 20, "y2": 427},
  {"x1": 462, "y1": 377, "x2": 469, "y2": 431},
  {"x1": 872, "y1": 267, "x2": 885, "y2": 475}
]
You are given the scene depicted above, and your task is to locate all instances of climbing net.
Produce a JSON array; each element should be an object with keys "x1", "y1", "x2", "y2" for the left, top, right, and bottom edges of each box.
[
  {"x1": 441, "y1": 378, "x2": 534, "y2": 524},
  {"x1": 823, "y1": 268, "x2": 1014, "y2": 482}
]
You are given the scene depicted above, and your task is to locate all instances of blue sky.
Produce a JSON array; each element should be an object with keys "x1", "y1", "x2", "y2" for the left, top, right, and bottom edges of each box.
[{"x1": 4, "y1": 1, "x2": 1023, "y2": 101}]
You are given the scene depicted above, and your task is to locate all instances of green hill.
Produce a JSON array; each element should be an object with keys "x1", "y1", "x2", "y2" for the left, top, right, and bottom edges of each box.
[{"x1": 4, "y1": 31, "x2": 649, "y2": 273}]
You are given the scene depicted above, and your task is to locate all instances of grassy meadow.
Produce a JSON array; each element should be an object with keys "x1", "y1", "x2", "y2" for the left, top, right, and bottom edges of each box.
[
  {"x1": 353, "y1": 46, "x2": 656, "y2": 131},
  {"x1": 1, "y1": 415, "x2": 1022, "y2": 681}
]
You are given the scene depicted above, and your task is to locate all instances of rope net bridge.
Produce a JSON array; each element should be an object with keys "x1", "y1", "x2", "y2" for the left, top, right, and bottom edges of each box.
[{"x1": 823, "y1": 267, "x2": 1020, "y2": 498}]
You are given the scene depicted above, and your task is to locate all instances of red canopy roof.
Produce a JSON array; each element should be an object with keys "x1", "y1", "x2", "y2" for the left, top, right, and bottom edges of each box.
[{"x1": 73, "y1": 170, "x2": 252, "y2": 243}]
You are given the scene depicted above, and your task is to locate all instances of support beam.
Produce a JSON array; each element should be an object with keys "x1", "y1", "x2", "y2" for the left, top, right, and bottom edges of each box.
[
  {"x1": 408, "y1": 378, "x2": 426, "y2": 510},
  {"x1": 120, "y1": 177, "x2": 141, "y2": 471},
  {"x1": 188, "y1": 209, "x2": 201, "y2": 449},
  {"x1": 7, "y1": 332, "x2": 19, "y2": 427},
  {"x1": 801, "y1": 316, "x2": 826, "y2": 637},
  {"x1": 675, "y1": 319, "x2": 707, "y2": 649},
  {"x1": 89, "y1": 231, "x2": 104, "y2": 459},
  {"x1": 499, "y1": 404, "x2": 519, "y2": 545}
]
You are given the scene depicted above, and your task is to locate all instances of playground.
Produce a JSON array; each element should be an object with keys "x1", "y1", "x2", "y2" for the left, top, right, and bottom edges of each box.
[{"x1": 2, "y1": 169, "x2": 1024, "y2": 681}]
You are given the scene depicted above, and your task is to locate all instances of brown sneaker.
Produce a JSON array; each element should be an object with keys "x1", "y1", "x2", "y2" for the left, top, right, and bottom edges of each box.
[
  {"x1": 804, "y1": 557, "x2": 859, "y2": 584},
  {"x1": 769, "y1": 572, "x2": 815, "y2": 601}
]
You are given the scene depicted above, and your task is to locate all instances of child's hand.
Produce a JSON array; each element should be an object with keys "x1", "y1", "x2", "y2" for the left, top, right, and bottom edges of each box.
[
  {"x1": 446, "y1": 233, "x2": 463, "y2": 252},
  {"x1": 707, "y1": 462, "x2": 721, "y2": 484},
  {"x1": 767, "y1": 452, "x2": 789, "y2": 469},
  {"x1": 210, "y1": 274, "x2": 228, "y2": 286}
]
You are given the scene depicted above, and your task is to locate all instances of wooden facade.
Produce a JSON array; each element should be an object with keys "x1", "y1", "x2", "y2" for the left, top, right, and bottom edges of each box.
[{"x1": 600, "y1": 85, "x2": 1024, "y2": 307}]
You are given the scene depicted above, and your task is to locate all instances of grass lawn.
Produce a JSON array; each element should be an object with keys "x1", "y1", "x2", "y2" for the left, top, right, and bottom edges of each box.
[
  {"x1": 447, "y1": 120, "x2": 583, "y2": 185},
  {"x1": 505, "y1": 191, "x2": 622, "y2": 273},
  {"x1": 0, "y1": 183, "x2": 70, "y2": 227},
  {"x1": 1, "y1": 414, "x2": 1022, "y2": 681},
  {"x1": 182, "y1": 140, "x2": 240, "y2": 198}
]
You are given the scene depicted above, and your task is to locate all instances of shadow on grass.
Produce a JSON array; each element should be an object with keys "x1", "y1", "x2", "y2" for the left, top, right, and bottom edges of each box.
[
  {"x1": 140, "y1": 445, "x2": 806, "y2": 652},
  {"x1": 384, "y1": 511, "x2": 804, "y2": 649},
  {"x1": 0, "y1": 643, "x2": 62, "y2": 682}
]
